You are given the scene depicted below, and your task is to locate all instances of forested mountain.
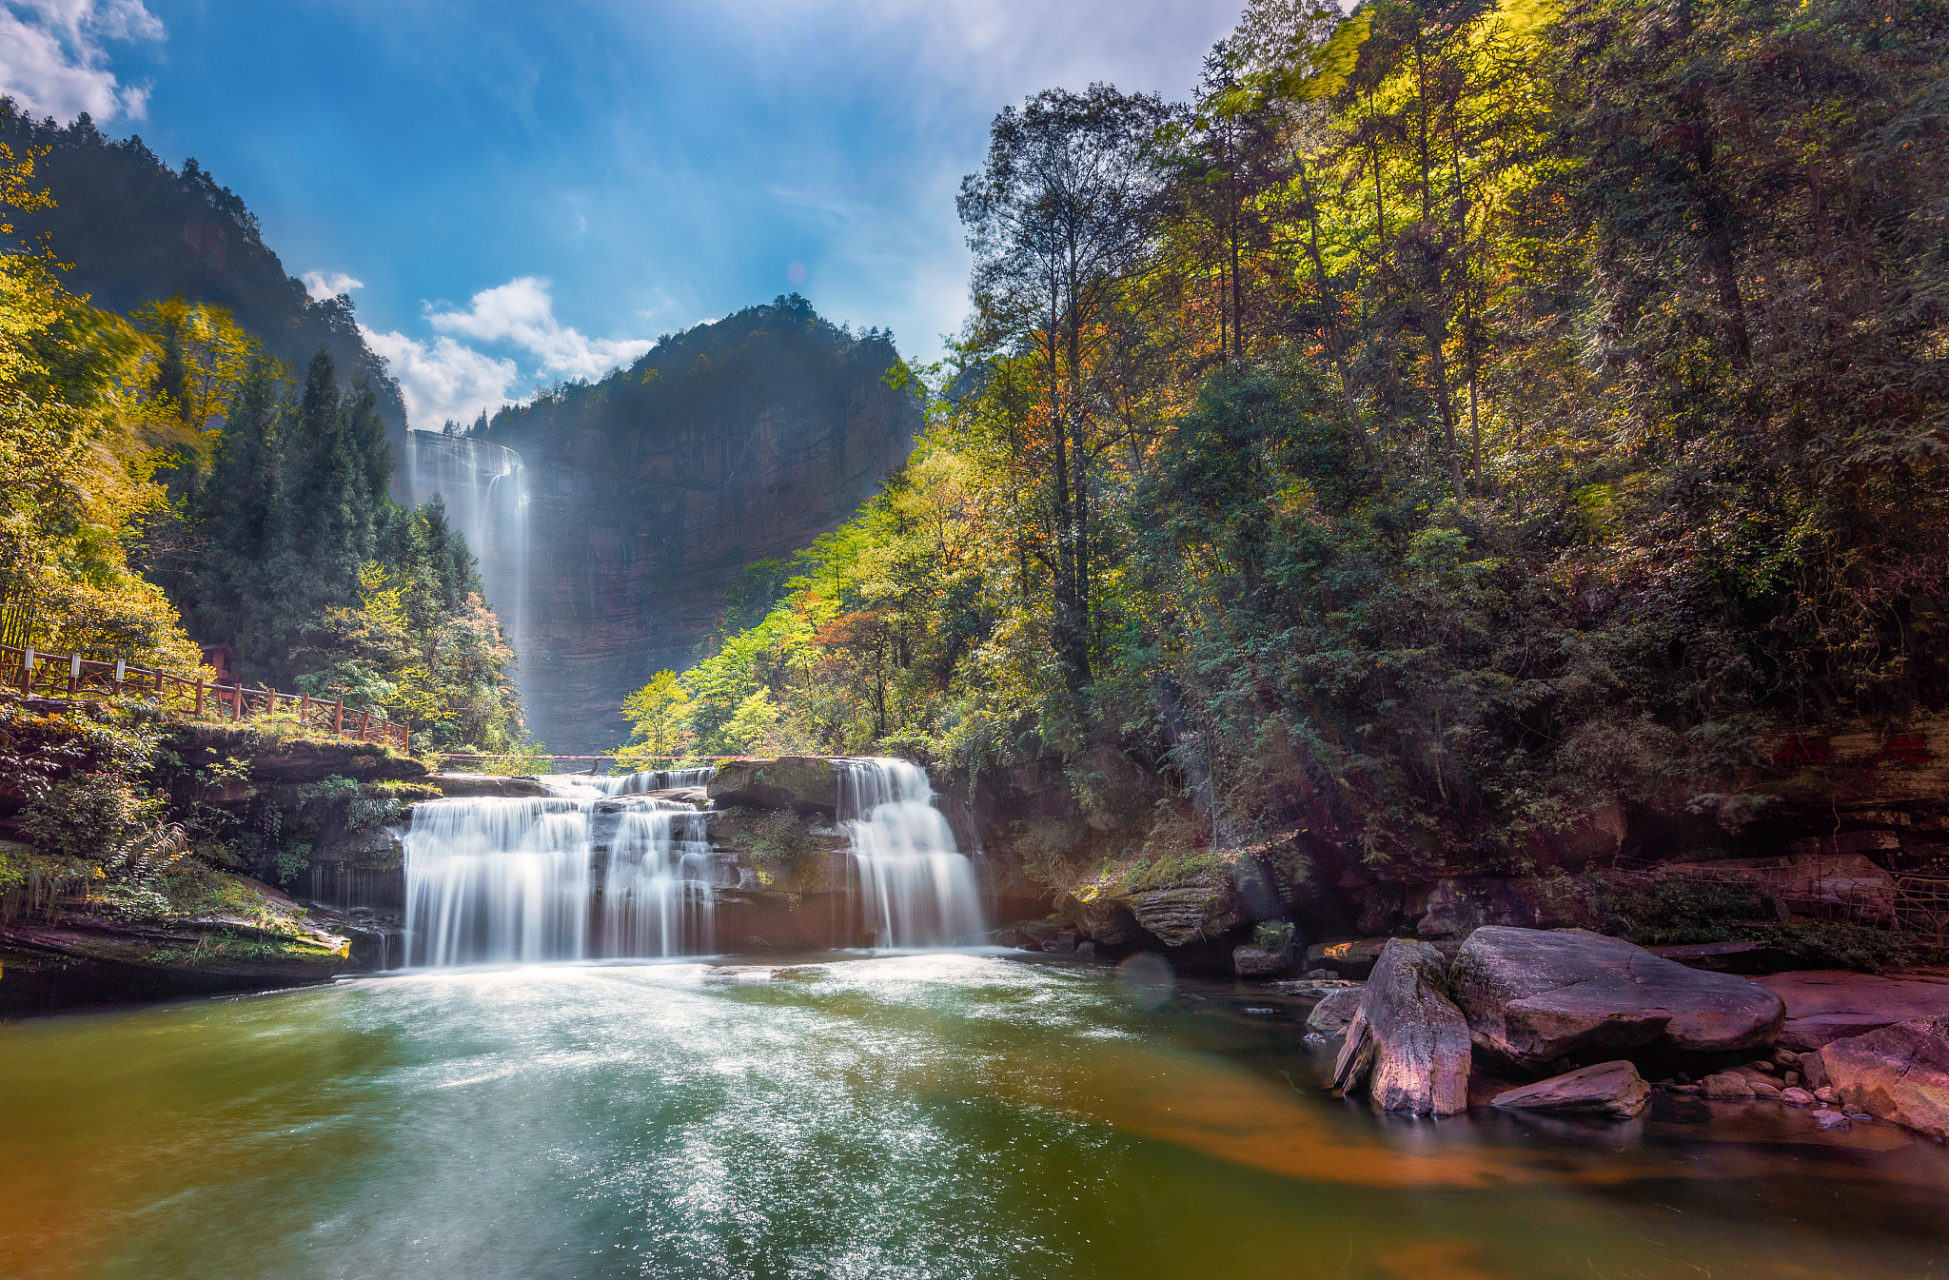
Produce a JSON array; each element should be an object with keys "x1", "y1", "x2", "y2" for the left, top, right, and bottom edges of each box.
[
  {"x1": 436, "y1": 296, "x2": 919, "y2": 751},
  {"x1": 0, "y1": 138, "x2": 524, "y2": 753},
  {"x1": 0, "y1": 101, "x2": 408, "y2": 452},
  {"x1": 622, "y1": 0, "x2": 1949, "y2": 885}
]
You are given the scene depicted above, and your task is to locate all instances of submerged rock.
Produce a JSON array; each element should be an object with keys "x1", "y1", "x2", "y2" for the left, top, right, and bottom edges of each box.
[
  {"x1": 1333, "y1": 939, "x2": 1471, "y2": 1116},
  {"x1": 1820, "y1": 1016, "x2": 1949, "y2": 1141},
  {"x1": 1448, "y1": 926, "x2": 1786, "y2": 1070},
  {"x1": 1490, "y1": 1061, "x2": 1650, "y2": 1118}
]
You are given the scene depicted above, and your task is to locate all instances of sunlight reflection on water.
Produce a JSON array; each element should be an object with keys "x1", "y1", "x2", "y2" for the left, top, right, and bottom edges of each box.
[{"x1": 1, "y1": 953, "x2": 1946, "y2": 1280}]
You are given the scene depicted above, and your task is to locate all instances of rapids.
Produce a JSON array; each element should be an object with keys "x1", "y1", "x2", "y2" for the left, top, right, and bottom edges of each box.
[{"x1": 4, "y1": 955, "x2": 1947, "y2": 1280}]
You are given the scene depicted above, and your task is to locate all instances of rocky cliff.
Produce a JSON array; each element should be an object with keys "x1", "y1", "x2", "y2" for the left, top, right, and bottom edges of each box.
[{"x1": 446, "y1": 298, "x2": 920, "y2": 751}]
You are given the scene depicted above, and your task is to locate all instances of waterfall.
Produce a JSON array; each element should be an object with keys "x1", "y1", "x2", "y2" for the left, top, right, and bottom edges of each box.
[
  {"x1": 600, "y1": 801, "x2": 715, "y2": 957},
  {"x1": 403, "y1": 772, "x2": 716, "y2": 966},
  {"x1": 403, "y1": 431, "x2": 530, "y2": 705},
  {"x1": 836, "y1": 758, "x2": 988, "y2": 948}
]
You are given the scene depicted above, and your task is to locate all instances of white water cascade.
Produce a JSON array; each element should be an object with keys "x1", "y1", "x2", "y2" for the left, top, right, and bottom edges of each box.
[
  {"x1": 837, "y1": 758, "x2": 988, "y2": 948},
  {"x1": 403, "y1": 431, "x2": 530, "y2": 704},
  {"x1": 403, "y1": 772, "x2": 717, "y2": 967}
]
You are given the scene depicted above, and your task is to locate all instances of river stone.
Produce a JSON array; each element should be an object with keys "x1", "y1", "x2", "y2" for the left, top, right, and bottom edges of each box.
[
  {"x1": 1820, "y1": 1016, "x2": 1949, "y2": 1140},
  {"x1": 1490, "y1": 1060, "x2": 1650, "y2": 1118},
  {"x1": 1448, "y1": 926, "x2": 1787, "y2": 1069},
  {"x1": 1780, "y1": 1086, "x2": 1815, "y2": 1106},
  {"x1": 1703, "y1": 1072, "x2": 1756, "y2": 1100},
  {"x1": 1333, "y1": 939, "x2": 1470, "y2": 1116},
  {"x1": 1813, "y1": 1109, "x2": 1851, "y2": 1130},
  {"x1": 1306, "y1": 986, "x2": 1366, "y2": 1038}
]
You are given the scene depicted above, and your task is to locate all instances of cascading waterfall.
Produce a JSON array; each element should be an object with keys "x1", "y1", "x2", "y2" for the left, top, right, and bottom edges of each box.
[
  {"x1": 837, "y1": 757, "x2": 988, "y2": 948},
  {"x1": 403, "y1": 772, "x2": 716, "y2": 967},
  {"x1": 600, "y1": 801, "x2": 715, "y2": 957},
  {"x1": 403, "y1": 431, "x2": 530, "y2": 706}
]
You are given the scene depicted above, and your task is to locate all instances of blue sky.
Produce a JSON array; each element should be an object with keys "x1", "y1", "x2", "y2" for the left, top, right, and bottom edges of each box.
[{"x1": 1, "y1": 0, "x2": 1243, "y2": 427}]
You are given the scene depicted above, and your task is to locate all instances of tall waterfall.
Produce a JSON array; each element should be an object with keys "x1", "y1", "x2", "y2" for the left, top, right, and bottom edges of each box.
[
  {"x1": 837, "y1": 758, "x2": 988, "y2": 948},
  {"x1": 403, "y1": 431, "x2": 529, "y2": 703},
  {"x1": 403, "y1": 773, "x2": 715, "y2": 967}
]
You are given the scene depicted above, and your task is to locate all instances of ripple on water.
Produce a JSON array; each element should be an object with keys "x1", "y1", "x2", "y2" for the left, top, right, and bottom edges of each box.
[{"x1": 0, "y1": 954, "x2": 1946, "y2": 1280}]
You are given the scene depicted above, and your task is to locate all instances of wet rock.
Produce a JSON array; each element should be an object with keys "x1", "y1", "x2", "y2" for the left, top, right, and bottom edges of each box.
[
  {"x1": 1448, "y1": 926, "x2": 1786, "y2": 1070},
  {"x1": 1233, "y1": 922, "x2": 1296, "y2": 977},
  {"x1": 1703, "y1": 1072, "x2": 1756, "y2": 1100},
  {"x1": 428, "y1": 772, "x2": 546, "y2": 798},
  {"x1": 1305, "y1": 986, "x2": 1366, "y2": 1038},
  {"x1": 707, "y1": 757, "x2": 841, "y2": 817},
  {"x1": 1781, "y1": 1087, "x2": 1815, "y2": 1106},
  {"x1": 1333, "y1": 939, "x2": 1471, "y2": 1116},
  {"x1": 1813, "y1": 1109, "x2": 1851, "y2": 1131},
  {"x1": 1307, "y1": 937, "x2": 1390, "y2": 979},
  {"x1": 1490, "y1": 1060, "x2": 1650, "y2": 1118},
  {"x1": 1815, "y1": 1086, "x2": 1837, "y2": 1104},
  {"x1": 1820, "y1": 1016, "x2": 1949, "y2": 1140},
  {"x1": 1752, "y1": 1080, "x2": 1783, "y2": 1100},
  {"x1": 1069, "y1": 851, "x2": 1282, "y2": 948}
]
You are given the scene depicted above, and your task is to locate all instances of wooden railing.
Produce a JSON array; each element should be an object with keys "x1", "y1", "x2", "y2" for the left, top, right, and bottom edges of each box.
[{"x1": 2, "y1": 642, "x2": 410, "y2": 751}]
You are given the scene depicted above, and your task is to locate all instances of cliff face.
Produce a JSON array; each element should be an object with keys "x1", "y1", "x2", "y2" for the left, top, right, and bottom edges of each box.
[{"x1": 427, "y1": 299, "x2": 919, "y2": 751}]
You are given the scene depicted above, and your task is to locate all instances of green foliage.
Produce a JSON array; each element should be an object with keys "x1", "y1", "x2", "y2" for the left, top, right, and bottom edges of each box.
[{"x1": 645, "y1": 0, "x2": 1949, "y2": 887}]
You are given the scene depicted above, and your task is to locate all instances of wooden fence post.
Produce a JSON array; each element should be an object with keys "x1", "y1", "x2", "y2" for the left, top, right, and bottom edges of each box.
[
  {"x1": 334, "y1": 700, "x2": 344, "y2": 734},
  {"x1": 114, "y1": 658, "x2": 125, "y2": 695},
  {"x1": 21, "y1": 646, "x2": 33, "y2": 694},
  {"x1": 195, "y1": 678, "x2": 204, "y2": 715},
  {"x1": 68, "y1": 653, "x2": 80, "y2": 696}
]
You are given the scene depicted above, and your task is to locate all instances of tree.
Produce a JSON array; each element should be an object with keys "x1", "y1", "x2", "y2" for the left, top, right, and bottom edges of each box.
[
  {"x1": 958, "y1": 84, "x2": 1169, "y2": 691},
  {"x1": 620, "y1": 670, "x2": 695, "y2": 759}
]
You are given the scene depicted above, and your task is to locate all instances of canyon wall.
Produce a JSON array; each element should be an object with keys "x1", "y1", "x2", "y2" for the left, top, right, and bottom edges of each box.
[{"x1": 416, "y1": 298, "x2": 920, "y2": 751}]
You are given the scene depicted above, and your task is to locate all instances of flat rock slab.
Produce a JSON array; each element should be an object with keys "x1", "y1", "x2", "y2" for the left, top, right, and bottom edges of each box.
[
  {"x1": 1333, "y1": 939, "x2": 1470, "y2": 1116},
  {"x1": 428, "y1": 772, "x2": 546, "y2": 798},
  {"x1": 1822, "y1": 1016, "x2": 1949, "y2": 1140},
  {"x1": 1754, "y1": 970, "x2": 1949, "y2": 1050},
  {"x1": 1491, "y1": 1060, "x2": 1649, "y2": 1118},
  {"x1": 1449, "y1": 926, "x2": 1786, "y2": 1069}
]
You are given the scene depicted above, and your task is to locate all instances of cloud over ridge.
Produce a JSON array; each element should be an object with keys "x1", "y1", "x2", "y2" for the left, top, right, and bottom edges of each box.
[{"x1": 428, "y1": 276, "x2": 653, "y2": 382}]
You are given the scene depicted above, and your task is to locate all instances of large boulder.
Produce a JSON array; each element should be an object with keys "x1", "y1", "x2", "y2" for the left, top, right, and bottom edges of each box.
[
  {"x1": 1069, "y1": 851, "x2": 1282, "y2": 948},
  {"x1": 707, "y1": 757, "x2": 840, "y2": 817},
  {"x1": 1333, "y1": 939, "x2": 1471, "y2": 1116},
  {"x1": 1449, "y1": 926, "x2": 1786, "y2": 1070},
  {"x1": 1490, "y1": 1061, "x2": 1650, "y2": 1118},
  {"x1": 1821, "y1": 1016, "x2": 1949, "y2": 1140}
]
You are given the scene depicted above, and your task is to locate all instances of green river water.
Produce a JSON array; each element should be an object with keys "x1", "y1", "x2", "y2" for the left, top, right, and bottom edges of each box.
[{"x1": 2, "y1": 952, "x2": 1945, "y2": 1280}]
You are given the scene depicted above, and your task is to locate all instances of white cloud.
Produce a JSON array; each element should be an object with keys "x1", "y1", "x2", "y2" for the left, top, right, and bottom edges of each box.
[
  {"x1": 302, "y1": 270, "x2": 365, "y2": 302},
  {"x1": 0, "y1": 0, "x2": 164, "y2": 123},
  {"x1": 428, "y1": 276, "x2": 653, "y2": 382},
  {"x1": 360, "y1": 326, "x2": 520, "y2": 431}
]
